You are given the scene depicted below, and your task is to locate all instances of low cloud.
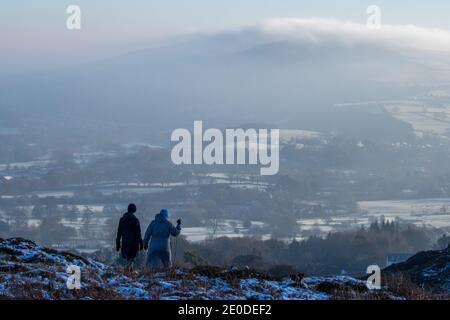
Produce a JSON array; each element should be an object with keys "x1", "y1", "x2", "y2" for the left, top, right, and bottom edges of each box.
[{"x1": 261, "y1": 18, "x2": 450, "y2": 54}]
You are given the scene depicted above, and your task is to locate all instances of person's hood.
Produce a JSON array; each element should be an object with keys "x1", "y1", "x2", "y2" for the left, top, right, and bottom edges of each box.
[{"x1": 155, "y1": 213, "x2": 167, "y2": 222}]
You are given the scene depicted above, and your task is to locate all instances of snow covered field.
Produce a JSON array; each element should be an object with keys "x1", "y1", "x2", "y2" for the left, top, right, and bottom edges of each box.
[
  {"x1": 358, "y1": 198, "x2": 450, "y2": 229},
  {"x1": 385, "y1": 104, "x2": 450, "y2": 136},
  {"x1": 295, "y1": 198, "x2": 450, "y2": 237}
]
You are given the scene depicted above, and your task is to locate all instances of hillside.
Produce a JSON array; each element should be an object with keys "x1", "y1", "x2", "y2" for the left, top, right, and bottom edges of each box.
[
  {"x1": 384, "y1": 244, "x2": 450, "y2": 293},
  {"x1": 0, "y1": 237, "x2": 447, "y2": 300}
]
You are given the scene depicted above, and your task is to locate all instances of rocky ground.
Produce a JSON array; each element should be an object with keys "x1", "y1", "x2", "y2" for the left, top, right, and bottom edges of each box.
[{"x1": 0, "y1": 238, "x2": 448, "y2": 300}]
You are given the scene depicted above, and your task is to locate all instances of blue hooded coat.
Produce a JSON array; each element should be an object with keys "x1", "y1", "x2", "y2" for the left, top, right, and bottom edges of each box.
[{"x1": 143, "y1": 213, "x2": 181, "y2": 267}]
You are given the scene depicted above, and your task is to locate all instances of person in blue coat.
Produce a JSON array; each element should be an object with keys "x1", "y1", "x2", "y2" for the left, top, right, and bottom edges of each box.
[{"x1": 143, "y1": 209, "x2": 181, "y2": 268}]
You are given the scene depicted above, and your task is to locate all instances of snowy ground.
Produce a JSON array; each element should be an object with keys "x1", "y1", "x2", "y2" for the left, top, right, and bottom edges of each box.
[
  {"x1": 359, "y1": 198, "x2": 450, "y2": 229},
  {"x1": 0, "y1": 238, "x2": 406, "y2": 300},
  {"x1": 385, "y1": 103, "x2": 450, "y2": 137}
]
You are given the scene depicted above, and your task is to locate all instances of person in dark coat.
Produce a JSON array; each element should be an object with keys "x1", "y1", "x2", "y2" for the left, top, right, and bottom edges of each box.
[
  {"x1": 116, "y1": 204, "x2": 143, "y2": 271},
  {"x1": 143, "y1": 209, "x2": 181, "y2": 268}
]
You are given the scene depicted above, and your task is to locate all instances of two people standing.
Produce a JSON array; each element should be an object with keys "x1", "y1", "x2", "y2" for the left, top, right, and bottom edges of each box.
[{"x1": 116, "y1": 204, "x2": 182, "y2": 270}]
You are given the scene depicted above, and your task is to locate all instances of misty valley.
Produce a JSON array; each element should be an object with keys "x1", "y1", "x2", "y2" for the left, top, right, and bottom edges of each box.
[
  {"x1": 2, "y1": 90, "x2": 450, "y2": 276},
  {"x1": 171, "y1": 121, "x2": 279, "y2": 175}
]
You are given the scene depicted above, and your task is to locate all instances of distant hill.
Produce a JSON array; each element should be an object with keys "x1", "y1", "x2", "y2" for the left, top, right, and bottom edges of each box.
[{"x1": 2, "y1": 24, "x2": 443, "y2": 144}]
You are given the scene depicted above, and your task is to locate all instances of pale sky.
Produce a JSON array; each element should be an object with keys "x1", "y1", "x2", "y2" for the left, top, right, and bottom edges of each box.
[{"x1": 2, "y1": 1, "x2": 450, "y2": 73}]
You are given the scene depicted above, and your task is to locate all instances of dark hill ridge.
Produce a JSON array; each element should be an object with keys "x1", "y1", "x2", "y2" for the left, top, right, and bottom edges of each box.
[
  {"x1": 384, "y1": 244, "x2": 450, "y2": 293},
  {"x1": 0, "y1": 237, "x2": 447, "y2": 299}
]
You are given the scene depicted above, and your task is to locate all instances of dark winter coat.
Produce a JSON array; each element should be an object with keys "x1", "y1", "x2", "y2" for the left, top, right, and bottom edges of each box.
[
  {"x1": 143, "y1": 213, "x2": 181, "y2": 267},
  {"x1": 116, "y1": 212, "x2": 143, "y2": 260}
]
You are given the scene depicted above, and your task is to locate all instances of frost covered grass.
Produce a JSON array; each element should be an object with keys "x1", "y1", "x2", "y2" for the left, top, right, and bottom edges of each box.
[{"x1": 0, "y1": 238, "x2": 447, "y2": 300}]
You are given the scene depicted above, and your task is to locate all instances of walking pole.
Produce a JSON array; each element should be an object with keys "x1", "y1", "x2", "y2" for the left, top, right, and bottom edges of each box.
[
  {"x1": 173, "y1": 236, "x2": 179, "y2": 267},
  {"x1": 173, "y1": 218, "x2": 181, "y2": 267}
]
